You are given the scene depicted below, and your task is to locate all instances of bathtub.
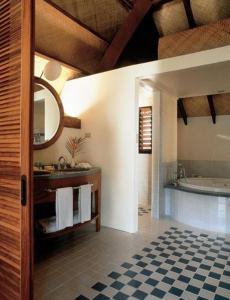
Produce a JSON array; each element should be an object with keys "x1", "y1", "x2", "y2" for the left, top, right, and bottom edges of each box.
[
  {"x1": 165, "y1": 177, "x2": 230, "y2": 233},
  {"x1": 179, "y1": 177, "x2": 230, "y2": 194}
]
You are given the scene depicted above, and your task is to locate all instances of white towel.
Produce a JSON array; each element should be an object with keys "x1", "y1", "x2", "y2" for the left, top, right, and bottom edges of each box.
[
  {"x1": 73, "y1": 210, "x2": 81, "y2": 225},
  {"x1": 56, "y1": 187, "x2": 73, "y2": 230},
  {"x1": 79, "y1": 184, "x2": 91, "y2": 223},
  {"x1": 38, "y1": 216, "x2": 57, "y2": 233}
]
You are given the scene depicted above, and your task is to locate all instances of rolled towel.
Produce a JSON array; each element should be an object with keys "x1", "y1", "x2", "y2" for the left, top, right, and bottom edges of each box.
[
  {"x1": 56, "y1": 187, "x2": 73, "y2": 230},
  {"x1": 79, "y1": 184, "x2": 91, "y2": 223}
]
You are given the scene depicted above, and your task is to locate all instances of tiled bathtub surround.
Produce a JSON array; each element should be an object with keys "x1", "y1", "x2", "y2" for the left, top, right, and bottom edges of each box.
[
  {"x1": 161, "y1": 162, "x2": 178, "y2": 185},
  {"x1": 165, "y1": 188, "x2": 230, "y2": 234},
  {"x1": 160, "y1": 161, "x2": 177, "y2": 216},
  {"x1": 178, "y1": 160, "x2": 230, "y2": 179}
]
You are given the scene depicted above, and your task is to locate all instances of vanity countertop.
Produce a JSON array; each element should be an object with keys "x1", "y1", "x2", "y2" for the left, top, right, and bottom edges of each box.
[{"x1": 34, "y1": 167, "x2": 101, "y2": 179}]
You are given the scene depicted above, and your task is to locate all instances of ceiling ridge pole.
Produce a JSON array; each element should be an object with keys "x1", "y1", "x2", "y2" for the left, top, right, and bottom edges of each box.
[
  {"x1": 99, "y1": 0, "x2": 176, "y2": 72},
  {"x1": 207, "y1": 95, "x2": 216, "y2": 124},
  {"x1": 182, "y1": 0, "x2": 196, "y2": 28},
  {"x1": 178, "y1": 98, "x2": 188, "y2": 125}
]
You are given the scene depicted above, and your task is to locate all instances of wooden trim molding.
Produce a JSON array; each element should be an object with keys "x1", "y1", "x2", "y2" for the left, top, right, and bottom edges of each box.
[
  {"x1": 63, "y1": 116, "x2": 81, "y2": 129},
  {"x1": 21, "y1": 1, "x2": 34, "y2": 298}
]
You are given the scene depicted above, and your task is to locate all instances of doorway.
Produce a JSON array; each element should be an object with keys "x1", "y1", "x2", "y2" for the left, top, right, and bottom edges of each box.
[{"x1": 136, "y1": 79, "x2": 161, "y2": 228}]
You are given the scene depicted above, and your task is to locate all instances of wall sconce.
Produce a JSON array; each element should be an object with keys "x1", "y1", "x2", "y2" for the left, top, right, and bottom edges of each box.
[{"x1": 42, "y1": 61, "x2": 62, "y2": 81}]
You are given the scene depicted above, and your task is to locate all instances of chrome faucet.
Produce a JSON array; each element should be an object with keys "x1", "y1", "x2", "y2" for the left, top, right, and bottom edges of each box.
[
  {"x1": 178, "y1": 163, "x2": 186, "y2": 179},
  {"x1": 58, "y1": 156, "x2": 67, "y2": 170}
]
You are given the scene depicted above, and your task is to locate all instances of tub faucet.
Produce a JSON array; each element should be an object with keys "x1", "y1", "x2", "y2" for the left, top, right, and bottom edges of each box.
[
  {"x1": 178, "y1": 164, "x2": 186, "y2": 179},
  {"x1": 181, "y1": 167, "x2": 186, "y2": 179}
]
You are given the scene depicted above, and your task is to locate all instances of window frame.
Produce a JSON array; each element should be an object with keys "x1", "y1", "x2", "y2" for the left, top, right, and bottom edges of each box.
[{"x1": 138, "y1": 106, "x2": 152, "y2": 154}]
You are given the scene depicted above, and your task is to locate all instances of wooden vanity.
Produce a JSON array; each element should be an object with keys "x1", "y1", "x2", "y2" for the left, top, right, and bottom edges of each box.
[{"x1": 34, "y1": 167, "x2": 101, "y2": 239}]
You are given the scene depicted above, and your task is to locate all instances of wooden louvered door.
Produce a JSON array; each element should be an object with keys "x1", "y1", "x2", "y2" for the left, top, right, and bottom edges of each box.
[{"x1": 0, "y1": 1, "x2": 33, "y2": 299}]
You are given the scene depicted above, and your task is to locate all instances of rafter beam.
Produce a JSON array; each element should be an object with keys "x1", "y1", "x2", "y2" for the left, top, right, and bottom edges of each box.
[
  {"x1": 99, "y1": 0, "x2": 174, "y2": 72},
  {"x1": 182, "y1": 0, "x2": 196, "y2": 28},
  {"x1": 118, "y1": 0, "x2": 134, "y2": 10},
  {"x1": 178, "y1": 99, "x2": 188, "y2": 125},
  {"x1": 207, "y1": 95, "x2": 216, "y2": 124},
  {"x1": 35, "y1": 51, "x2": 88, "y2": 75},
  {"x1": 153, "y1": 0, "x2": 177, "y2": 11},
  {"x1": 44, "y1": 0, "x2": 109, "y2": 42},
  {"x1": 36, "y1": 0, "x2": 108, "y2": 74}
]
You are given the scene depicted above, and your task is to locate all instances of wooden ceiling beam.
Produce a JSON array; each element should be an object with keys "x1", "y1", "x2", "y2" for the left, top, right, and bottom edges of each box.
[
  {"x1": 152, "y1": 0, "x2": 177, "y2": 11},
  {"x1": 182, "y1": 0, "x2": 196, "y2": 28},
  {"x1": 118, "y1": 0, "x2": 134, "y2": 11},
  {"x1": 178, "y1": 99, "x2": 188, "y2": 125},
  {"x1": 35, "y1": 51, "x2": 88, "y2": 75},
  {"x1": 99, "y1": 0, "x2": 174, "y2": 72},
  {"x1": 35, "y1": 0, "x2": 108, "y2": 74},
  {"x1": 207, "y1": 95, "x2": 216, "y2": 124},
  {"x1": 44, "y1": 0, "x2": 109, "y2": 43}
]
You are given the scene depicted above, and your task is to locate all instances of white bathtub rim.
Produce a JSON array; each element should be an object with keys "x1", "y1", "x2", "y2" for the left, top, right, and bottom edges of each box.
[{"x1": 179, "y1": 177, "x2": 230, "y2": 193}]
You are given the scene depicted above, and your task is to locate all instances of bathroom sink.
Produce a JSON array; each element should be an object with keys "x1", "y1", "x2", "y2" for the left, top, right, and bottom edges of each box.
[
  {"x1": 34, "y1": 170, "x2": 51, "y2": 175},
  {"x1": 52, "y1": 168, "x2": 90, "y2": 174},
  {"x1": 34, "y1": 168, "x2": 92, "y2": 177}
]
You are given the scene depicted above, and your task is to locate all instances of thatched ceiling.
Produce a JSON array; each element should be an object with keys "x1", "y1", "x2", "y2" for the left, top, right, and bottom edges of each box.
[
  {"x1": 35, "y1": 0, "x2": 230, "y2": 74},
  {"x1": 34, "y1": 0, "x2": 230, "y2": 118},
  {"x1": 49, "y1": 0, "x2": 128, "y2": 42},
  {"x1": 178, "y1": 93, "x2": 230, "y2": 125}
]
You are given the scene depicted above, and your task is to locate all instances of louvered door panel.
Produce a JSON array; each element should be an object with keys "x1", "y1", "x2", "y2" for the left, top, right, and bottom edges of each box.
[{"x1": 0, "y1": 1, "x2": 33, "y2": 299}]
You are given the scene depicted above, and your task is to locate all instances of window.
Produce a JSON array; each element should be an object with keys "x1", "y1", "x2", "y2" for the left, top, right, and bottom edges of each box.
[{"x1": 139, "y1": 106, "x2": 152, "y2": 154}]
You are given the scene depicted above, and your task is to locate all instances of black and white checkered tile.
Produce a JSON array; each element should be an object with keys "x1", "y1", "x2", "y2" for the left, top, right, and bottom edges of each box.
[
  {"x1": 75, "y1": 227, "x2": 230, "y2": 300},
  {"x1": 138, "y1": 207, "x2": 151, "y2": 216}
]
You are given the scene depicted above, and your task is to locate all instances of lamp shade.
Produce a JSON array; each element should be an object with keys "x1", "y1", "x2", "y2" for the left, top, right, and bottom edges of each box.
[{"x1": 43, "y1": 61, "x2": 62, "y2": 81}]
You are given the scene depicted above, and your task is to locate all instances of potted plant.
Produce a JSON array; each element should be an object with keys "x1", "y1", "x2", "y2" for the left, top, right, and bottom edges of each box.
[{"x1": 65, "y1": 136, "x2": 87, "y2": 167}]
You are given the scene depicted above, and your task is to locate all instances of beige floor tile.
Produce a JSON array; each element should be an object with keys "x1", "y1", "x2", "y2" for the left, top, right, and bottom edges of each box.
[{"x1": 34, "y1": 214, "x2": 187, "y2": 298}]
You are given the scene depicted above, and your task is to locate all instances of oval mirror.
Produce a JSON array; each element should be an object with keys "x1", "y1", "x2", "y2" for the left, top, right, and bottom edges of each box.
[{"x1": 33, "y1": 77, "x2": 64, "y2": 149}]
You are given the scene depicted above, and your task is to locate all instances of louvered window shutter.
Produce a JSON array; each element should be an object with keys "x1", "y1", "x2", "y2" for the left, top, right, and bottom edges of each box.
[{"x1": 139, "y1": 106, "x2": 152, "y2": 154}]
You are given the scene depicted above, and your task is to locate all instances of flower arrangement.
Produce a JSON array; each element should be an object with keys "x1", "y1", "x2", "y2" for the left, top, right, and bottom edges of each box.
[{"x1": 65, "y1": 136, "x2": 87, "y2": 166}]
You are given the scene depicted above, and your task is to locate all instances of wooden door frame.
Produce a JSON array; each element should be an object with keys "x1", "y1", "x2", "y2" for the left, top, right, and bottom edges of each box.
[{"x1": 21, "y1": 0, "x2": 34, "y2": 299}]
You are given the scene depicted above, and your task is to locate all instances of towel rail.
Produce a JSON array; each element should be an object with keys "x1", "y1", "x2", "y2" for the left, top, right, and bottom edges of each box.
[{"x1": 46, "y1": 184, "x2": 93, "y2": 193}]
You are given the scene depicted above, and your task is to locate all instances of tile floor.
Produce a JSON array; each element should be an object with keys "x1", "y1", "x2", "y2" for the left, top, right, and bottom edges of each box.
[{"x1": 34, "y1": 210, "x2": 230, "y2": 300}]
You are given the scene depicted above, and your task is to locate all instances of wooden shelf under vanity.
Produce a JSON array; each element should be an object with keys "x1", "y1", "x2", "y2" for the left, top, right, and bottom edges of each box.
[
  {"x1": 33, "y1": 168, "x2": 101, "y2": 239},
  {"x1": 38, "y1": 214, "x2": 99, "y2": 240}
]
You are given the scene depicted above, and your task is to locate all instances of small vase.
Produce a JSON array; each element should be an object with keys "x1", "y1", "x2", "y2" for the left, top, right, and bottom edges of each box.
[{"x1": 70, "y1": 157, "x2": 75, "y2": 168}]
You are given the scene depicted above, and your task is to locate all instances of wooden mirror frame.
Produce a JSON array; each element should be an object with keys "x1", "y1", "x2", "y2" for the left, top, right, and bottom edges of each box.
[{"x1": 33, "y1": 77, "x2": 64, "y2": 150}]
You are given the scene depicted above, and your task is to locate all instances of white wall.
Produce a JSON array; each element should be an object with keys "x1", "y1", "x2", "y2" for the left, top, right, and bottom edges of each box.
[
  {"x1": 34, "y1": 46, "x2": 230, "y2": 232},
  {"x1": 178, "y1": 116, "x2": 230, "y2": 161},
  {"x1": 160, "y1": 92, "x2": 178, "y2": 216},
  {"x1": 177, "y1": 115, "x2": 230, "y2": 178},
  {"x1": 61, "y1": 74, "x2": 178, "y2": 231},
  {"x1": 62, "y1": 69, "x2": 139, "y2": 233}
]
